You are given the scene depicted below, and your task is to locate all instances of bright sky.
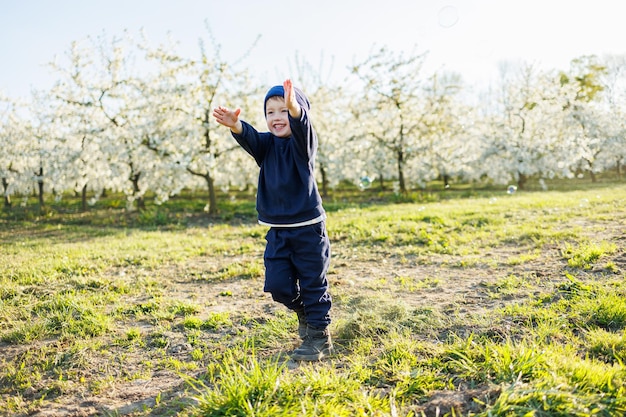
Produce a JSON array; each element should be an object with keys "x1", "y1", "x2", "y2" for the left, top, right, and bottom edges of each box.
[{"x1": 1, "y1": 0, "x2": 624, "y2": 98}]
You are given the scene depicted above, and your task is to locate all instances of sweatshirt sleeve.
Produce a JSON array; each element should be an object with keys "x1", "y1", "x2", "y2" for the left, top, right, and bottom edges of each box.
[
  {"x1": 231, "y1": 121, "x2": 269, "y2": 167},
  {"x1": 288, "y1": 107, "x2": 317, "y2": 162}
]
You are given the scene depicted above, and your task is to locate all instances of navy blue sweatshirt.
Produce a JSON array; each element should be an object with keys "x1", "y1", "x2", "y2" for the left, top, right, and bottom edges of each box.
[{"x1": 232, "y1": 108, "x2": 325, "y2": 226}]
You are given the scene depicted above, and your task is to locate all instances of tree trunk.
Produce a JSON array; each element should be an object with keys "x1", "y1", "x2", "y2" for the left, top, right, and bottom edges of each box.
[
  {"x1": 131, "y1": 173, "x2": 145, "y2": 210},
  {"x1": 81, "y1": 184, "x2": 88, "y2": 212},
  {"x1": 586, "y1": 159, "x2": 597, "y2": 183},
  {"x1": 443, "y1": 174, "x2": 450, "y2": 189},
  {"x1": 319, "y1": 163, "x2": 328, "y2": 199},
  {"x1": 589, "y1": 170, "x2": 597, "y2": 183},
  {"x1": 37, "y1": 167, "x2": 45, "y2": 208},
  {"x1": 397, "y1": 148, "x2": 406, "y2": 194},
  {"x1": 2, "y1": 177, "x2": 11, "y2": 209},
  {"x1": 377, "y1": 171, "x2": 385, "y2": 191},
  {"x1": 517, "y1": 172, "x2": 527, "y2": 190},
  {"x1": 205, "y1": 173, "x2": 218, "y2": 216}
]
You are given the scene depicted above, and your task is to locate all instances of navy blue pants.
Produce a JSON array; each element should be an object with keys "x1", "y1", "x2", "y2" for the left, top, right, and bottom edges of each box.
[{"x1": 263, "y1": 221, "x2": 331, "y2": 329}]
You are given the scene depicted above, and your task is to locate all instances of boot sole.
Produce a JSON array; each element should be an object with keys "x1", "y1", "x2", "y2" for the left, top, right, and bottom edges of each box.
[{"x1": 291, "y1": 347, "x2": 333, "y2": 361}]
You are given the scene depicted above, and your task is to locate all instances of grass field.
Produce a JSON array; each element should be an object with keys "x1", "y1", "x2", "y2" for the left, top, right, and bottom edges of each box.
[{"x1": 1, "y1": 179, "x2": 625, "y2": 416}]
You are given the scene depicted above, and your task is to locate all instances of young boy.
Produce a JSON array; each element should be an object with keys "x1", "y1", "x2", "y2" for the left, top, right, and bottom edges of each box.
[{"x1": 212, "y1": 79, "x2": 332, "y2": 361}]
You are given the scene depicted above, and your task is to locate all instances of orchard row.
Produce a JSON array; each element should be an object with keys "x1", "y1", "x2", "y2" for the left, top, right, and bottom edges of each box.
[{"x1": 1, "y1": 32, "x2": 624, "y2": 212}]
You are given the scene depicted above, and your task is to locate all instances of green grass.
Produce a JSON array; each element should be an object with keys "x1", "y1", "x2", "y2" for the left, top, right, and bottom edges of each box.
[{"x1": 0, "y1": 180, "x2": 625, "y2": 416}]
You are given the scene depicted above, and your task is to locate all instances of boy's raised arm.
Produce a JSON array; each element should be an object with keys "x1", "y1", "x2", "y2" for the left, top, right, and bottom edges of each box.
[{"x1": 283, "y1": 79, "x2": 302, "y2": 119}]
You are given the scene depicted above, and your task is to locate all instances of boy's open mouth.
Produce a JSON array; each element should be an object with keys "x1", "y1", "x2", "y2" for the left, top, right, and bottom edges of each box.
[{"x1": 273, "y1": 122, "x2": 287, "y2": 131}]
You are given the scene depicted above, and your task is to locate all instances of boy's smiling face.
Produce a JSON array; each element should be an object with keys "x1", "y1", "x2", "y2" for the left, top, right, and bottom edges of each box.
[{"x1": 265, "y1": 96, "x2": 292, "y2": 138}]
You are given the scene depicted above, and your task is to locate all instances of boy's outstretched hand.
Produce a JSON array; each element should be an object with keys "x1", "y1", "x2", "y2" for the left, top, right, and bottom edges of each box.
[{"x1": 212, "y1": 106, "x2": 243, "y2": 134}]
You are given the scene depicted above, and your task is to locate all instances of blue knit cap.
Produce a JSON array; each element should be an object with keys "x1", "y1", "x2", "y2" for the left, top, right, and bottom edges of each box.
[{"x1": 263, "y1": 85, "x2": 311, "y2": 115}]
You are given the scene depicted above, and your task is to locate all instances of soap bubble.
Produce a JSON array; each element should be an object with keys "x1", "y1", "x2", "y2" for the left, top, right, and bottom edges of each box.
[
  {"x1": 438, "y1": 5, "x2": 459, "y2": 28},
  {"x1": 358, "y1": 176, "x2": 373, "y2": 190},
  {"x1": 507, "y1": 185, "x2": 517, "y2": 194}
]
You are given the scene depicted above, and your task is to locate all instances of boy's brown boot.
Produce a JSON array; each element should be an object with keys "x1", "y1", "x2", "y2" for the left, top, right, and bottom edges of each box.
[
  {"x1": 291, "y1": 326, "x2": 333, "y2": 361},
  {"x1": 296, "y1": 309, "x2": 307, "y2": 340}
]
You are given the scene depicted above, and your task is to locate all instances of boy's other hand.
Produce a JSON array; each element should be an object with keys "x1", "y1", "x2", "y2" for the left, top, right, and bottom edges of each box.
[{"x1": 212, "y1": 106, "x2": 243, "y2": 134}]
